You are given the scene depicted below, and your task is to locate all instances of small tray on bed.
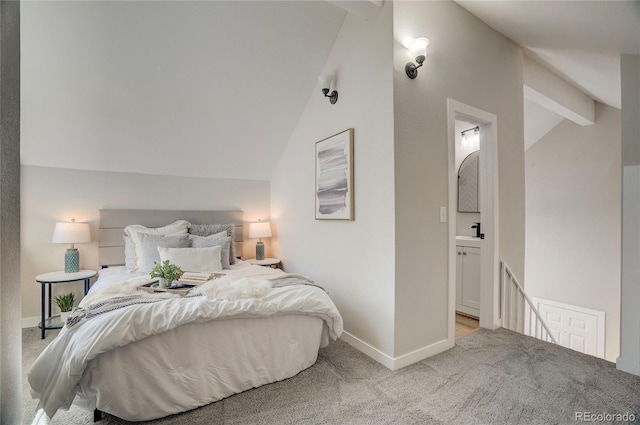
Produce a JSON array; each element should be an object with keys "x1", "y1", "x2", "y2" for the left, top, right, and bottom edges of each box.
[{"x1": 138, "y1": 281, "x2": 197, "y2": 296}]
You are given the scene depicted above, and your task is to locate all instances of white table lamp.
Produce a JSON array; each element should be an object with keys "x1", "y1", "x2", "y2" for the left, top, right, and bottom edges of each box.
[
  {"x1": 249, "y1": 221, "x2": 272, "y2": 261},
  {"x1": 52, "y1": 219, "x2": 90, "y2": 273}
]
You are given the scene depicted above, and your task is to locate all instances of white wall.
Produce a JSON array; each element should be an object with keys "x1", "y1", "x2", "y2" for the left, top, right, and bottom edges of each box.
[
  {"x1": 271, "y1": 4, "x2": 397, "y2": 359},
  {"x1": 393, "y1": 0, "x2": 525, "y2": 356},
  {"x1": 272, "y1": 0, "x2": 527, "y2": 365},
  {"x1": 524, "y1": 98, "x2": 564, "y2": 150},
  {"x1": 273, "y1": 0, "x2": 526, "y2": 366},
  {"x1": 525, "y1": 103, "x2": 621, "y2": 362},
  {"x1": 21, "y1": 165, "x2": 270, "y2": 324}
]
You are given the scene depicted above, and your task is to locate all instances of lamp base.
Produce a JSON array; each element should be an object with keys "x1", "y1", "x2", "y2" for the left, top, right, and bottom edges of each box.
[
  {"x1": 255, "y1": 242, "x2": 265, "y2": 261},
  {"x1": 65, "y1": 248, "x2": 80, "y2": 273}
]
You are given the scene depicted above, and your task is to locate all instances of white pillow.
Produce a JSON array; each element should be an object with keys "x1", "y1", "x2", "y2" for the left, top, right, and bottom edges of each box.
[
  {"x1": 207, "y1": 230, "x2": 229, "y2": 239},
  {"x1": 124, "y1": 220, "x2": 190, "y2": 237},
  {"x1": 124, "y1": 220, "x2": 191, "y2": 271},
  {"x1": 158, "y1": 246, "x2": 222, "y2": 273},
  {"x1": 189, "y1": 235, "x2": 231, "y2": 269},
  {"x1": 123, "y1": 236, "x2": 135, "y2": 270},
  {"x1": 135, "y1": 233, "x2": 191, "y2": 273}
]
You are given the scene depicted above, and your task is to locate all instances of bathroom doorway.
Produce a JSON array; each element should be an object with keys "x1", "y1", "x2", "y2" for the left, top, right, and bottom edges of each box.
[
  {"x1": 447, "y1": 99, "x2": 500, "y2": 344},
  {"x1": 455, "y1": 118, "x2": 482, "y2": 320}
]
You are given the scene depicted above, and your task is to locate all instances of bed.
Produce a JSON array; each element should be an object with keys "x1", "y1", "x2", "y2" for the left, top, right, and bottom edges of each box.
[{"x1": 28, "y1": 210, "x2": 343, "y2": 422}]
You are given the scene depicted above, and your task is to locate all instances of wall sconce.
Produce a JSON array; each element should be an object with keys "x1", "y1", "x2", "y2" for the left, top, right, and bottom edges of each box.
[
  {"x1": 405, "y1": 37, "x2": 429, "y2": 79},
  {"x1": 318, "y1": 74, "x2": 338, "y2": 104},
  {"x1": 461, "y1": 126, "x2": 480, "y2": 150}
]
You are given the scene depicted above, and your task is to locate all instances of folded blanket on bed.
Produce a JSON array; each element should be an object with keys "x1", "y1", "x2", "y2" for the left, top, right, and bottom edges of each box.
[
  {"x1": 270, "y1": 275, "x2": 327, "y2": 292},
  {"x1": 67, "y1": 293, "x2": 177, "y2": 328},
  {"x1": 192, "y1": 273, "x2": 324, "y2": 300}
]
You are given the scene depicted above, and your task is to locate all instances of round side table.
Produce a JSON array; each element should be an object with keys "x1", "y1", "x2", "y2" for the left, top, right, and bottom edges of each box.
[
  {"x1": 36, "y1": 269, "x2": 97, "y2": 339},
  {"x1": 246, "y1": 258, "x2": 282, "y2": 269}
]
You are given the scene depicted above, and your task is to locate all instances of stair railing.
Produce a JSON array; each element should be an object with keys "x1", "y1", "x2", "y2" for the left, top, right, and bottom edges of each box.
[{"x1": 500, "y1": 261, "x2": 557, "y2": 344}]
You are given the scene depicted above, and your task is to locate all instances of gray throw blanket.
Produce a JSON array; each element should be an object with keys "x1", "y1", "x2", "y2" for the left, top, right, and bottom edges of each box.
[
  {"x1": 66, "y1": 293, "x2": 190, "y2": 328},
  {"x1": 270, "y1": 276, "x2": 327, "y2": 293}
]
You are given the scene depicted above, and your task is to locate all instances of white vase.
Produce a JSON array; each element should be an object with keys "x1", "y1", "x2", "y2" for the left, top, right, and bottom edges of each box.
[
  {"x1": 60, "y1": 311, "x2": 70, "y2": 323},
  {"x1": 158, "y1": 277, "x2": 171, "y2": 288}
]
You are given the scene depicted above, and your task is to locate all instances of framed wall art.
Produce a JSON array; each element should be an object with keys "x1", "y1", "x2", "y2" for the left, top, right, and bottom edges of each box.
[{"x1": 315, "y1": 128, "x2": 354, "y2": 220}]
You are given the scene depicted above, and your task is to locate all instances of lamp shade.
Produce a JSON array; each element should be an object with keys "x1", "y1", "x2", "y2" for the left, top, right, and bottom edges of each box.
[
  {"x1": 52, "y1": 221, "x2": 91, "y2": 244},
  {"x1": 408, "y1": 37, "x2": 429, "y2": 58},
  {"x1": 249, "y1": 221, "x2": 272, "y2": 239},
  {"x1": 318, "y1": 74, "x2": 333, "y2": 90}
]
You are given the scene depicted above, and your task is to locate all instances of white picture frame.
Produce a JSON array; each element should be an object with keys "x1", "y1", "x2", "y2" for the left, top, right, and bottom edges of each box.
[{"x1": 315, "y1": 128, "x2": 354, "y2": 220}]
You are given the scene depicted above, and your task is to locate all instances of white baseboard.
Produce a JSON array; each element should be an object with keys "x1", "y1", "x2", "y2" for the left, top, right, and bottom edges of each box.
[
  {"x1": 22, "y1": 316, "x2": 40, "y2": 329},
  {"x1": 340, "y1": 331, "x2": 454, "y2": 371},
  {"x1": 340, "y1": 331, "x2": 395, "y2": 369},
  {"x1": 393, "y1": 338, "x2": 454, "y2": 370}
]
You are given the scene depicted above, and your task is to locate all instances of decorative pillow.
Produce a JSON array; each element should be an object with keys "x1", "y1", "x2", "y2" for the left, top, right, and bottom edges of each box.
[
  {"x1": 124, "y1": 220, "x2": 190, "y2": 271},
  {"x1": 135, "y1": 233, "x2": 190, "y2": 273},
  {"x1": 189, "y1": 224, "x2": 236, "y2": 264},
  {"x1": 124, "y1": 220, "x2": 190, "y2": 238},
  {"x1": 190, "y1": 235, "x2": 231, "y2": 269},
  {"x1": 203, "y1": 230, "x2": 229, "y2": 240},
  {"x1": 123, "y1": 236, "x2": 135, "y2": 270},
  {"x1": 158, "y1": 246, "x2": 222, "y2": 273}
]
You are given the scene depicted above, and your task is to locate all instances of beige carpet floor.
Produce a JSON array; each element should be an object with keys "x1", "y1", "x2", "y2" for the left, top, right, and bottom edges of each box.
[{"x1": 22, "y1": 326, "x2": 640, "y2": 424}]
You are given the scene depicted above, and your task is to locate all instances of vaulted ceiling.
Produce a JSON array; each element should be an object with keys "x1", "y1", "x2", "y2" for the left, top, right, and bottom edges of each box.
[
  {"x1": 21, "y1": 1, "x2": 639, "y2": 179},
  {"x1": 456, "y1": 0, "x2": 640, "y2": 109},
  {"x1": 21, "y1": 1, "x2": 346, "y2": 181},
  {"x1": 456, "y1": 0, "x2": 639, "y2": 148}
]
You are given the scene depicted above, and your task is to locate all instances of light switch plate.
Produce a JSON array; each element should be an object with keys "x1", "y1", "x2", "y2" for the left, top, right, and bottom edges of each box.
[{"x1": 439, "y1": 207, "x2": 447, "y2": 222}]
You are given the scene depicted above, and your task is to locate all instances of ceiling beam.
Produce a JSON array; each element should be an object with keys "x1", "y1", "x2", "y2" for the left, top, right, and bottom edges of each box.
[{"x1": 524, "y1": 55, "x2": 595, "y2": 126}]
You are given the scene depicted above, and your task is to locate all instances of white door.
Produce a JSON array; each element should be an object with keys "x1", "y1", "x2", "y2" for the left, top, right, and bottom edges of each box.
[
  {"x1": 461, "y1": 247, "x2": 480, "y2": 313},
  {"x1": 533, "y1": 297, "x2": 605, "y2": 359},
  {"x1": 456, "y1": 248, "x2": 463, "y2": 306}
]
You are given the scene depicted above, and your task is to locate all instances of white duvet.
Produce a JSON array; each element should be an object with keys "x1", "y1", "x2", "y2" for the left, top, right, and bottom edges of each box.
[{"x1": 28, "y1": 263, "x2": 343, "y2": 419}]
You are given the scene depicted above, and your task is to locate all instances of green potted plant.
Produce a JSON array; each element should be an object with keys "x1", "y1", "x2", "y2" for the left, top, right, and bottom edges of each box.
[
  {"x1": 150, "y1": 260, "x2": 184, "y2": 288},
  {"x1": 54, "y1": 292, "x2": 75, "y2": 322}
]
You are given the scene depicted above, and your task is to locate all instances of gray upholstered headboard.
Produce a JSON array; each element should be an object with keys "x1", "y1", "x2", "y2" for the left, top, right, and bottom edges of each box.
[{"x1": 98, "y1": 209, "x2": 244, "y2": 267}]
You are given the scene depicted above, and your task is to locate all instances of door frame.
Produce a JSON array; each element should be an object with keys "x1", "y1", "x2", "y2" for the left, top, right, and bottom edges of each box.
[{"x1": 447, "y1": 99, "x2": 500, "y2": 343}]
